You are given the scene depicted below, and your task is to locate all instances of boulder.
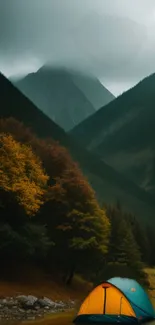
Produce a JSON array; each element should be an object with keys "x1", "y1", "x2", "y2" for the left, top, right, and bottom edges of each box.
[
  {"x1": 17, "y1": 295, "x2": 38, "y2": 308},
  {"x1": 37, "y1": 297, "x2": 56, "y2": 308}
]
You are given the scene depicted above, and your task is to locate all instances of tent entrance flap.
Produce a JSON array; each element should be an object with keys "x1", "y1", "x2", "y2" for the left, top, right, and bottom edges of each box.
[
  {"x1": 77, "y1": 282, "x2": 135, "y2": 317},
  {"x1": 74, "y1": 278, "x2": 155, "y2": 324},
  {"x1": 102, "y1": 286, "x2": 135, "y2": 317},
  {"x1": 103, "y1": 287, "x2": 123, "y2": 316}
]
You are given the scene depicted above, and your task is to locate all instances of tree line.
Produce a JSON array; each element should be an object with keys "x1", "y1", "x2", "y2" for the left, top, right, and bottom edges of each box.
[{"x1": 0, "y1": 117, "x2": 154, "y2": 285}]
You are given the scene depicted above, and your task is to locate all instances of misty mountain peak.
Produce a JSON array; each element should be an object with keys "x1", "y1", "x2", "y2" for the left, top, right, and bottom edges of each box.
[{"x1": 14, "y1": 65, "x2": 114, "y2": 131}]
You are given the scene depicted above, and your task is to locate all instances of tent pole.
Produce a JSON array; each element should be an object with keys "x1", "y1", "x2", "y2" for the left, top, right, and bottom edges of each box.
[
  {"x1": 103, "y1": 288, "x2": 107, "y2": 314},
  {"x1": 120, "y1": 296, "x2": 123, "y2": 315}
]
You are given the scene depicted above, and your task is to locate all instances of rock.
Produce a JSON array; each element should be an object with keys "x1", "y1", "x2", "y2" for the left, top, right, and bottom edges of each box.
[
  {"x1": 18, "y1": 308, "x2": 25, "y2": 313},
  {"x1": 6, "y1": 300, "x2": 18, "y2": 307},
  {"x1": 0, "y1": 294, "x2": 75, "y2": 321},
  {"x1": 27, "y1": 316, "x2": 35, "y2": 320},
  {"x1": 37, "y1": 297, "x2": 56, "y2": 308},
  {"x1": 64, "y1": 299, "x2": 75, "y2": 308},
  {"x1": 0, "y1": 299, "x2": 7, "y2": 305},
  {"x1": 70, "y1": 299, "x2": 75, "y2": 306},
  {"x1": 17, "y1": 295, "x2": 38, "y2": 308},
  {"x1": 54, "y1": 300, "x2": 66, "y2": 309},
  {"x1": 58, "y1": 300, "x2": 65, "y2": 305}
]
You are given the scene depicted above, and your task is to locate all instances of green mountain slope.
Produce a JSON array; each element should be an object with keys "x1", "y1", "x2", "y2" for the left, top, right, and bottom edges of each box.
[
  {"x1": 70, "y1": 73, "x2": 155, "y2": 196},
  {"x1": 14, "y1": 66, "x2": 114, "y2": 131},
  {"x1": 0, "y1": 72, "x2": 155, "y2": 224}
]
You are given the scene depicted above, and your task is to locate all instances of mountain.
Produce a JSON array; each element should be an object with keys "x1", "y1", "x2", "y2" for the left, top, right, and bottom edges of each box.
[
  {"x1": 70, "y1": 73, "x2": 155, "y2": 196},
  {"x1": 14, "y1": 65, "x2": 114, "y2": 131},
  {"x1": 69, "y1": 72, "x2": 114, "y2": 110},
  {"x1": 0, "y1": 72, "x2": 69, "y2": 145},
  {"x1": 0, "y1": 71, "x2": 155, "y2": 225},
  {"x1": 9, "y1": 74, "x2": 27, "y2": 83}
]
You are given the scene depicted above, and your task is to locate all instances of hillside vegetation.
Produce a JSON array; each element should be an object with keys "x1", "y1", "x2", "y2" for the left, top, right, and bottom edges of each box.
[
  {"x1": 1, "y1": 72, "x2": 155, "y2": 224},
  {"x1": 0, "y1": 117, "x2": 155, "y2": 288},
  {"x1": 70, "y1": 73, "x2": 155, "y2": 198}
]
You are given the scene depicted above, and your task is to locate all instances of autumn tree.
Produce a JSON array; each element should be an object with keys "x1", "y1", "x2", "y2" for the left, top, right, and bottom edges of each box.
[
  {"x1": 0, "y1": 118, "x2": 110, "y2": 282},
  {"x1": 0, "y1": 133, "x2": 52, "y2": 272},
  {"x1": 0, "y1": 117, "x2": 72, "y2": 180},
  {"x1": 0, "y1": 133, "x2": 49, "y2": 217},
  {"x1": 41, "y1": 163, "x2": 110, "y2": 284}
]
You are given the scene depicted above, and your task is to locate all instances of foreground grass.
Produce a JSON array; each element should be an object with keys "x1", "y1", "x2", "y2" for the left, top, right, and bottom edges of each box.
[
  {"x1": 22, "y1": 311, "x2": 75, "y2": 325},
  {"x1": 144, "y1": 268, "x2": 155, "y2": 307}
]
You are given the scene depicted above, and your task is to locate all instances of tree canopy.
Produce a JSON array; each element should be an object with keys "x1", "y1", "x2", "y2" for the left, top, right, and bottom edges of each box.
[
  {"x1": 0, "y1": 133, "x2": 48, "y2": 216},
  {"x1": 0, "y1": 117, "x2": 154, "y2": 285}
]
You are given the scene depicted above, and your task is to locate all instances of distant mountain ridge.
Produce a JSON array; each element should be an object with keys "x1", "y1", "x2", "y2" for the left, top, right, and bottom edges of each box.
[
  {"x1": 14, "y1": 65, "x2": 114, "y2": 131},
  {"x1": 1, "y1": 72, "x2": 155, "y2": 225},
  {"x1": 70, "y1": 72, "x2": 114, "y2": 110},
  {"x1": 70, "y1": 73, "x2": 155, "y2": 196}
]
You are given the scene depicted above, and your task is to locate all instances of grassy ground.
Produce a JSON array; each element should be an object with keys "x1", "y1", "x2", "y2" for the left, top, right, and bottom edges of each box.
[
  {"x1": 0, "y1": 270, "x2": 88, "y2": 325},
  {"x1": 0, "y1": 270, "x2": 91, "y2": 325},
  {"x1": 22, "y1": 311, "x2": 75, "y2": 325},
  {"x1": 0, "y1": 268, "x2": 154, "y2": 325},
  {"x1": 0, "y1": 272, "x2": 92, "y2": 302},
  {"x1": 20, "y1": 268, "x2": 155, "y2": 325},
  {"x1": 144, "y1": 267, "x2": 155, "y2": 307}
]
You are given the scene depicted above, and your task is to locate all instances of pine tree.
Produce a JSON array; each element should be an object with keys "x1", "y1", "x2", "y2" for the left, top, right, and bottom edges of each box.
[
  {"x1": 106, "y1": 205, "x2": 143, "y2": 273},
  {"x1": 127, "y1": 214, "x2": 152, "y2": 265},
  {"x1": 146, "y1": 226, "x2": 155, "y2": 266}
]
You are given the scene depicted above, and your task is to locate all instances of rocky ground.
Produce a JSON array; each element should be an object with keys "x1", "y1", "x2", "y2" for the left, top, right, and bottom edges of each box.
[{"x1": 0, "y1": 295, "x2": 75, "y2": 321}]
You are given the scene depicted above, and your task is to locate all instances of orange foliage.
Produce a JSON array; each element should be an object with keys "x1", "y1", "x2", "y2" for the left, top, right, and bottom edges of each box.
[
  {"x1": 0, "y1": 133, "x2": 49, "y2": 215},
  {"x1": 0, "y1": 117, "x2": 73, "y2": 177},
  {"x1": 0, "y1": 118, "x2": 110, "y2": 256}
]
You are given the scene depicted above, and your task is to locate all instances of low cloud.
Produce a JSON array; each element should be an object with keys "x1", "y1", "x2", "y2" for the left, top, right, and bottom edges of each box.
[{"x1": 0, "y1": 0, "x2": 155, "y2": 95}]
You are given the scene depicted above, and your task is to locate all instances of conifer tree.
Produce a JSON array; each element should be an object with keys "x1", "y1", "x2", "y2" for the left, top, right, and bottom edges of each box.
[{"x1": 106, "y1": 205, "x2": 143, "y2": 272}]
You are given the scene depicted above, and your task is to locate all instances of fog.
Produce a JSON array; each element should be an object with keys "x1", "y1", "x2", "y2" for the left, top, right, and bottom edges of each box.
[{"x1": 1, "y1": 0, "x2": 155, "y2": 95}]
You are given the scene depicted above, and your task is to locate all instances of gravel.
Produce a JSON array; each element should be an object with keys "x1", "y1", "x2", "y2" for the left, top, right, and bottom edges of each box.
[{"x1": 0, "y1": 295, "x2": 75, "y2": 320}]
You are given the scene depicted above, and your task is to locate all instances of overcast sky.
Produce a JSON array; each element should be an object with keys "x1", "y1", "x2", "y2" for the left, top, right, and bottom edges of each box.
[{"x1": 1, "y1": 0, "x2": 155, "y2": 95}]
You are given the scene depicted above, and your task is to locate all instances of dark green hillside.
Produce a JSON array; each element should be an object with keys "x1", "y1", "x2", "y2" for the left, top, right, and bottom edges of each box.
[
  {"x1": 15, "y1": 66, "x2": 114, "y2": 131},
  {"x1": 0, "y1": 72, "x2": 155, "y2": 224},
  {"x1": 70, "y1": 73, "x2": 155, "y2": 195}
]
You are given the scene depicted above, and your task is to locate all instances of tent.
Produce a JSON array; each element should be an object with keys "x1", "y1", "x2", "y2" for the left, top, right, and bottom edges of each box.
[{"x1": 73, "y1": 277, "x2": 155, "y2": 324}]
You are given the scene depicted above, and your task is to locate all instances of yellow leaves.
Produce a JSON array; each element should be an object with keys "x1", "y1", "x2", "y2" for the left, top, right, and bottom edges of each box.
[
  {"x1": 0, "y1": 120, "x2": 111, "y2": 263},
  {"x1": 0, "y1": 133, "x2": 49, "y2": 216}
]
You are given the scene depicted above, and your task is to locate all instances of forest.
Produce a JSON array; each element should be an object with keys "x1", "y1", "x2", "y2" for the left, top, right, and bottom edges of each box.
[{"x1": 0, "y1": 117, "x2": 155, "y2": 286}]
